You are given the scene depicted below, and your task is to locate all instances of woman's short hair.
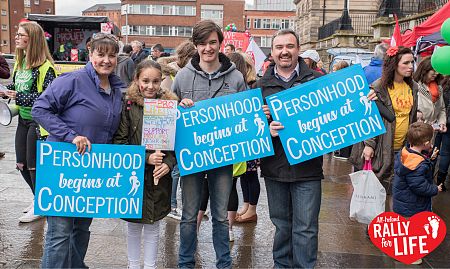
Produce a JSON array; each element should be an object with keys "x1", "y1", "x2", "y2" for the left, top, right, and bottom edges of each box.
[
  {"x1": 228, "y1": 52, "x2": 247, "y2": 83},
  {"x1": 90, "y1": 33, "x2": 119, "y2": 55}
]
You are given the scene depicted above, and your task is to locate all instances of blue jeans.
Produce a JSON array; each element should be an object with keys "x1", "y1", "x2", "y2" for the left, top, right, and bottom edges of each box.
[
  {"x1": 41, "y1": 216, "x2": 93, "y2": 268},
  {"x1": 265, "y1": 179, "x2": 322, "y2": 269},
  {"x1": 178, "y1": 165, "x2": 233, "y2": 269},
  {"x1": 171, "y1": 164, "x2": 180, "y2": 208}
]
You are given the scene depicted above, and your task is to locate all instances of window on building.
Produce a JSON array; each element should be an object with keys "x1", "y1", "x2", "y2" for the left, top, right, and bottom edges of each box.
[
  {"x1": 1, "y1": 9, "x2": 6, "y2": 15},
  {"x1": 128, "y1": 25, "x2": 193, "y2": 37},
  {"x1": 34, "y1": 0, "x2": 39, "y2": 4},
  {"x1": 260, "y1": 36, "x2": 272, "y2": 47},
  {"x1": 254, "y1": 19, "x2": 261, "y2": 29},
  {"x1": 246, "y1": 18, "x2": 251, "y2": 29},
  {"x1": 201, "y1": 5, "x2": 223, "y2": 27},
  {"x1": 24, "y1": 0, "x2": 30, "y2": 7},
  {"x1": 262, "y1": 19, "x2": 271, "y2": 29},
  {"x1": 271, "y1": 19, "x2": 281, "y2": 29},
  {"x1": 1, "y1": 24, "x2": 7, "y2": 30},
  {"x1": 2, "y1": 40, "x2": 7, "y2": 45}
]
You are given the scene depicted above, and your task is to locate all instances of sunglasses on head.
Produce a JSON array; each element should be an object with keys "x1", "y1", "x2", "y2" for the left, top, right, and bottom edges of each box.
[{"x1": 92, "y1": 33, "x2": 118, "y2": 42}]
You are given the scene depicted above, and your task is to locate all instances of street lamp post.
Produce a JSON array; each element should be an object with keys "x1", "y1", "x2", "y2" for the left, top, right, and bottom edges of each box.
[{"x1": 125, "y1": 4, "x2": 128, "y2": 44}]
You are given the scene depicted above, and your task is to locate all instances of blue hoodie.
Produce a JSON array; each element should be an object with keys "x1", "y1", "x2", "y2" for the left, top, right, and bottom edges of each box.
[
  {"x1": 393, "y1": 147, "x2": 438, "y2": 217},
  {"x1": 363, "y1": 58, "x2": 383, "y2": 85},
  {"x1": 32, "y1": 62, "x2": 125, "y2": 144}
]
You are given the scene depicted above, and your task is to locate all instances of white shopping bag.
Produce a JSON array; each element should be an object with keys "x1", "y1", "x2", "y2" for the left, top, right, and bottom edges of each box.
[{"x1": 349, "y1": 161, "x2": 386, "y2": 224}]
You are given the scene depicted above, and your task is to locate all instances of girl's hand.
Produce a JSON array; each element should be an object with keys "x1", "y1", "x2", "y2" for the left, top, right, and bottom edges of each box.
[
  {"x1": 179, "y1": 98, "x2": 194, "y2": 108},
  {"x1": 269, "y1": 121, "x2": 284, "y2": 137},
  {"x1": 6, "y1": 90, "x2": 16, "y2": 99},
  {"x1": 153, "y1": 163, "x2": 170, "y2": 180},
  {"x1": 72, "y1": 136, "x2": 91, "y2": 155},
  {"x1": 367, "y1": 89, "x2": 378, "y2": 101},
  {"x1": 363, "y1": 146, "x2": 374, "y2": 161},
  {"x1": 438, "y1": 183, "x2": 443, "y2": 192},
  {"x1": 147, "y1": 151, "x2": 165, "y2": 166}
]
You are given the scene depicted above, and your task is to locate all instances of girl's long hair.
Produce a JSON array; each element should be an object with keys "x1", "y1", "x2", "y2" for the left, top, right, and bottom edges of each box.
[
  {"x1": 241, "y1": 52, "x2": 257, "y2": 84},
  {"x1": 380, "y1": 46, "x2": 414, "y2": 91},
  {"x1": 15, "y1": 21, "x2": 53, "y2": 69}
]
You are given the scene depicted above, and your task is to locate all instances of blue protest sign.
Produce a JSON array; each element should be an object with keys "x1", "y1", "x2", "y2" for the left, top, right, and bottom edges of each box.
[
  {"x1": 35, "y1": 141, "x2": 145, "y2": 218},
  {"x1": 175, "y1": 89, "x2": 274, "y2": 176},
  {"x1": 266, "y1": 64, "x2": 386, "y2": 165}
]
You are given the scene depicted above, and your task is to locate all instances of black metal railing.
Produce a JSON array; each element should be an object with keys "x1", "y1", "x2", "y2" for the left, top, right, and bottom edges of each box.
[
  {"x1": 378, "y1": 0, "x2": 448, "y2": 17},
  {"x1": 318, "y1": 14, "x2": 377, "y2": 40},
  {"x1": 318, "y1": 18, "x2": 340, "y2": 40}
]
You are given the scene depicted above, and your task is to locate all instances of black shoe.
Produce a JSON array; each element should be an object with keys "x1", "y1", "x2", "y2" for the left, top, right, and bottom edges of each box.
[{"x1": 0, "y1": 152, "x2": 5, "y2": 158}]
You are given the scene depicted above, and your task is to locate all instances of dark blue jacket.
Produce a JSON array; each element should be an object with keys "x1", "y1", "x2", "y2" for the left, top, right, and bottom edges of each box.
[
  {"x1": 32, "y1": 62, "x2": 125, "y2": 144},
  {"x1": 363, "y1": 58, "x2": 383, "y2": 85},
  {"x1": 393, "y1": 147, "x2": 438, "y2": 217}
]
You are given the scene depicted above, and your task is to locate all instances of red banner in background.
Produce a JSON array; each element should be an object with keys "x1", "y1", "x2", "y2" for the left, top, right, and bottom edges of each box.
[{"x1": 221, "y1": 32, "x2": 250, "y2": 52}]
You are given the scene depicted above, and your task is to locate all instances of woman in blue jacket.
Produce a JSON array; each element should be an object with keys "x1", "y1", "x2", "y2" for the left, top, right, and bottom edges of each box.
[{"x1": 32, "y1": 33, "x2": 125, "y2": 269}]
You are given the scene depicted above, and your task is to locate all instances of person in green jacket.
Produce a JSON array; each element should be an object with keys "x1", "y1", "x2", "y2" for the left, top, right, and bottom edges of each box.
[{"x1": 113, "y1": 59, "x2": 177, "y2": 269}]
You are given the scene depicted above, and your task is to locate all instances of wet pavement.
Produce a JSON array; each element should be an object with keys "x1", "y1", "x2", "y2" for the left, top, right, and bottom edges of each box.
[{"x1": 1, "y1": 116, "x2": 450, "y2": 268}]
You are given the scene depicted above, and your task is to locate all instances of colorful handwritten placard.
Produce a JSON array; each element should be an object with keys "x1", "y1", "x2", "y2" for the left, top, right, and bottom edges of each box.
[{"x1": 142, "y1": 99, "x2": 178, "y2": 150}]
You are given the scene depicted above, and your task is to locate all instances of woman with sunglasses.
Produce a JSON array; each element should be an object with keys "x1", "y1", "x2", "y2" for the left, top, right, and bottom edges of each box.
[
  {"x1": 3, "y1": 21, "x2": 56, "y2": 223},
  {"x1": 32, "y1": 33, "x2": 125, "y2": 268}
]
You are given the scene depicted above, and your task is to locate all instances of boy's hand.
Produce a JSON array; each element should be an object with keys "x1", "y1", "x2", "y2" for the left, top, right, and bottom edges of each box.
[
  {"x1": 438, "y1": 183, "x2": 443, "y2": 192},
  {"x1": 431, "y1": 147, "x2": 439, "y2": 160}
]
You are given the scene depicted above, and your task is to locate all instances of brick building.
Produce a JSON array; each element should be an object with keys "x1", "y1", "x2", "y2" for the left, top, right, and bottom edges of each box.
[
  {"x1": 0, "y1": 0, "x2": 55, "y2": 53},
  {"x1": 82, "y1": 4, "x2": 122, "y2": 30},
  {"x1": 244, "y1": 0, "x2": 296, "y2": 54},
  {"x1": 120, "y1": 0, "x2": 245, "y2": 51}
]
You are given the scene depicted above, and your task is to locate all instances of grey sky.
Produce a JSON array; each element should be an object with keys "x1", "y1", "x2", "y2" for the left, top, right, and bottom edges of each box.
[
  {"x1": 56, "y1": 0, "x2": 120, "y2": 16},
  {"x1": 56, "y1": 0, "x2": 254, "y2": 16}
]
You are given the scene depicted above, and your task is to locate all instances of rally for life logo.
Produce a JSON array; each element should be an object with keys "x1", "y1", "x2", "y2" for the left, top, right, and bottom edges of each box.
[{"x1": 369, "y1": 212, "x2": 446, "y2": 264}]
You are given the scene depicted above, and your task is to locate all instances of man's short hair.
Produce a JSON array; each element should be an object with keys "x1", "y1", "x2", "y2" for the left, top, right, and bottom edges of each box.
[
  {"x1": 374, "y1": 43, "x2": 388, "y2": 60},
  {"x1": 192, "y1": 20, "x2": 224, "y2": 46},
  {"x1": 122, "y1": 44, "x2": 132, "y2": 54},
  {"x1": 225, "y1": 44, "x2": 235, "y2": 51},
  {"x1": 271, "y1": 29, "x2": 299, "y2": 48},
  {"x1": 153, "y1": 43, "x2": 164, "y2": 52},
  {"x1": 407, "y1": 122, "x2": 434, "y2": 147}
]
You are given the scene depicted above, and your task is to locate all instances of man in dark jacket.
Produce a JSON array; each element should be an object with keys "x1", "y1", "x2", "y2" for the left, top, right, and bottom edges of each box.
[
  {"x1": 130, "y1": 40, "x2": 149, "y2": 65},
  {"x1": 0, "y1": 54, "x2": 10, "y2": 158},
  {"x1": 259, "y1": 29, "x2": 323, "y2": 268},
  {"x1": 115, "y1": 44, "x2": 135, "y2": 87}
]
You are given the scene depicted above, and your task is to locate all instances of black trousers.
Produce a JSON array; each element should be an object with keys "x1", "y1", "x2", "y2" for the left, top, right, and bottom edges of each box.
[{"x1": 15, "y1": 116, "x2": 38, "y2": 195}]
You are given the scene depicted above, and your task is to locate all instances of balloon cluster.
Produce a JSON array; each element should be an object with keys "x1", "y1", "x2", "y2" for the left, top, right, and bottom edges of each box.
[
  {"x1": 431, "y1": 18, "x2": 450, "y2": 75},
  {"x1": 225, "y1": 23, "x2": 237, "y2": 32}
]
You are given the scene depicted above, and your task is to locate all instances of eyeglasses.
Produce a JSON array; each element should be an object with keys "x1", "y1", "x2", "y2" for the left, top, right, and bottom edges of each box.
[
  {"x1": 15, "y1": 33, "x2": 28, "y2": 39},
  {"x1": 92, "y1": 33, "x2": 118, "y2": 43}
]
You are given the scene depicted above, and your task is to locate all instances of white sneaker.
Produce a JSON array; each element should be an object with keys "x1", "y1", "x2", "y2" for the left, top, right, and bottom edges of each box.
[
  {"x1": 19, "y1": 207, "x2": 43, "y2": 223},
  {"x1": 22, "y1": 201, "x2": 34, "y2": 213},
  {"x1": 204, "y1": 208, "x2": 209, "y2": 216},
  {"x1": 229, "y1": 230, "x2": 234, "y2": 242},
  {"x1": 167, "y1": 208, "x2": 182, "y2": 220}
]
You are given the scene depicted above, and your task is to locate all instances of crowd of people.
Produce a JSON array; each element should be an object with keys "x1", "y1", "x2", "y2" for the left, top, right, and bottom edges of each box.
[{"x1": 0, "y1": 18, "x2": 449, "y2": 269}]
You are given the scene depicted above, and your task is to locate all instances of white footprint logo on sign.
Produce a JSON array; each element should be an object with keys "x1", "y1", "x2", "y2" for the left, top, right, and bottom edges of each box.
[
  {"x1": 254, "y1": 114, "x2": 265, "y2": 136},
  {"x1": 128, "y1": 171, "x2": 140, "y2": 196},
  {"x1": 359, "y1": 92, "x2": 372, "y2": 116},
  {"x1": 424, "y1": 216, "x2": 440, "y2": 239}
]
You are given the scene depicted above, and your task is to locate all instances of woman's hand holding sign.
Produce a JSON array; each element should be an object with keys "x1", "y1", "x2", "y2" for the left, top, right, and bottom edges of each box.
[
  {"x1": 262, "y1": 104, "x2": 271, "y2": 120},
  {"x1": 72, "y1": 136, "x2": 91, "y2": 155},
  {"x1": 269, "y1": 121, "x2": 284, "y2": 137},
  {"x1": 148, "y1": 151, "x2": 167, "y2": 185},
  {"x1": 153, "y1": 163, "x2": 170, "y2": 181}
]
